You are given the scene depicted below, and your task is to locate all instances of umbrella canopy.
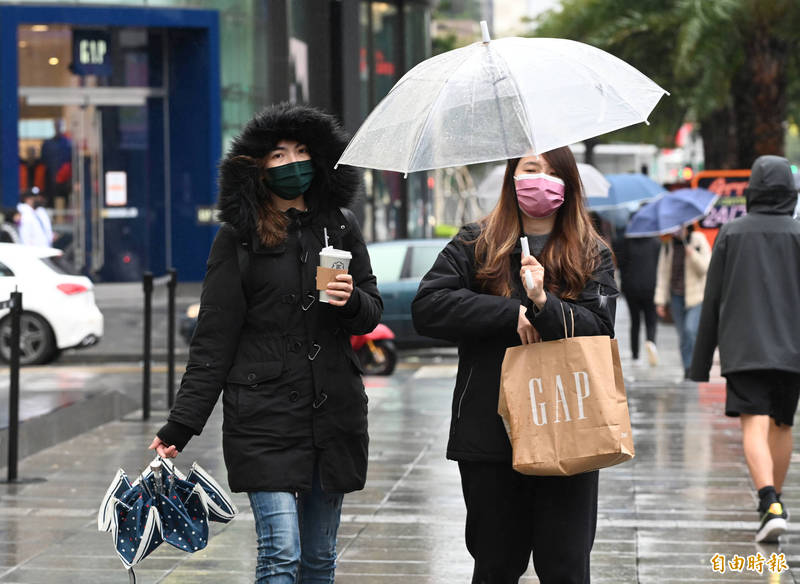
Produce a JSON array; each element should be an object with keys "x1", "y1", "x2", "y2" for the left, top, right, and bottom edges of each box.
[
  {"x1": 577, "y1": 163, "x2": 610, "y2": 198},
  {"x1": 626, "y1": 188, "x2": 719, "y2": 237},
  {"x1": 337, "y1": 28, "x2": 668, "y2": 174},
  {"x1": 587, "y1": 173, "x2": 666, "y2": 210},
  {"x1": 586, "y1": 174, "x2": 666, "y2": 229},
  {"x1": 98, "y1": 458, "x2": 237, "y2": 580}
]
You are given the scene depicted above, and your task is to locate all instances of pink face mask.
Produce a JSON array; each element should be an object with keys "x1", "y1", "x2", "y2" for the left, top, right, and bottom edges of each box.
[{"x1": 514, "y1": 173, "x2": 566, "y2": 218}]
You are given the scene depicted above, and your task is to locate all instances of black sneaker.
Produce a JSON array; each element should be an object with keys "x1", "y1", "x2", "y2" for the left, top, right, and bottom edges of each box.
[
  {"x1": 778, "y1": 494, "x2": 789, "y2": 520},
  {"x1": 755, "y1": 501, "x2": 788, "y2": 543}
]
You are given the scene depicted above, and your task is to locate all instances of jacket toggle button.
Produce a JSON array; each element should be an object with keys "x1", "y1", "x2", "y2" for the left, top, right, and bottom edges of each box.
[
  {"x1": 301, "y1": 293, "x2": 315, "y2": 311},
  {"x1": 247, "y1": 373, "x2": 256, "y2": 381},
  {"x1": 289, "y1": 390, "x2": 299, "y2": 403}
]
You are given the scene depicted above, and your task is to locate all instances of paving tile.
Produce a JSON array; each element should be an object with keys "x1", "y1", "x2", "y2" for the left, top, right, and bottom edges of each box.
[{"x1": 3, "y1": 301, "x2": 800, "y2": 582}]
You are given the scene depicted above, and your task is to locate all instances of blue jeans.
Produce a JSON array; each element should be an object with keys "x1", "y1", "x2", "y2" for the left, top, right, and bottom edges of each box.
[
  {"x1": 248, "y1": 469, "x2": 343, "y2": 584},
  {"x1": 670, "y1": 293, "x2": 702, "y2": 371}
]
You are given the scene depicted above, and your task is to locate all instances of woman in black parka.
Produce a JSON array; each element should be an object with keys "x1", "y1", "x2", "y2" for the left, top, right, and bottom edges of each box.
[
  {"x1": 412, "y1": 147, "x2": 617, "y2": 584},
  {"x1": 149, "y1": 103, "x2": 382, "y2": 584}
]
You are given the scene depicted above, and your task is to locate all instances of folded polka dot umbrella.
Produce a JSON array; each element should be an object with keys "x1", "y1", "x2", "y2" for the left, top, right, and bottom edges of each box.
[{"x1": 98, "y1": 457, "x2": 238, "y2": 583}]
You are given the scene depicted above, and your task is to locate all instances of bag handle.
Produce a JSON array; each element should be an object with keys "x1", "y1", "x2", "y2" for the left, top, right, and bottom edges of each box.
[{"x1": 559, "y1": 302, "x2": 575, "y2": 339}]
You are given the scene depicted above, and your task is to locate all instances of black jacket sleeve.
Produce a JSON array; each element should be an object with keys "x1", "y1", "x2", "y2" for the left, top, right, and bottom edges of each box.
[
  {"x1": 157, "y1": 227, "x2": 247, "y2": 450},
  {"x1": 527, "y1": 244, "x2": 618, "y2": 341},
  {"x1": 411, "y1": 232, "x2": 521, "y2": 342},
  {"x1": 689, "y1": 230, "x2": 727, "y2": 381},
  {"x1": 335, "y1": 209, "x2": 383, "y2": 335}
]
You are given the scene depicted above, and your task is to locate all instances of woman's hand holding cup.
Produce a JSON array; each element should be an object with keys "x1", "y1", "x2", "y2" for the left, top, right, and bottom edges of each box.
[
  {"x1": 520, "y1": 255, "x2": 546, "y2": 309},
  {"x1": 326, "y1": 274, "x2": 354, "y2": 307}
]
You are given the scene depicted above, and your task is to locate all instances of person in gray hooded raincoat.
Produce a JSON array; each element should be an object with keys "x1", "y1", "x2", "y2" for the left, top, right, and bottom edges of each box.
[{"x1": 690, "y1": 155, "x2": 800, "y2": 544}]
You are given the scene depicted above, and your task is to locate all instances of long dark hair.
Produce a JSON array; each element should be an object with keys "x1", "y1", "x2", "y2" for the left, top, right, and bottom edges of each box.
[
  {"x1": 227, "y1": 154, "x2": 292, "y2": 248},
  {"x1": 472, "y1": 146, "x2": 604, "y2": 299}
]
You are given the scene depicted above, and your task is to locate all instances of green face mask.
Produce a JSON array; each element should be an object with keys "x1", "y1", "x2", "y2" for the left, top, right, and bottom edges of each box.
[{"x1": 264, "y1": 160, "x2": 315, "y2": 200}]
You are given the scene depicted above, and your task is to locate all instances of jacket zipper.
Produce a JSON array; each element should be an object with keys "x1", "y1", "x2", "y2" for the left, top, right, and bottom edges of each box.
[{"x1": 456, "y1": 366, "x2": 474, "y2": 419}]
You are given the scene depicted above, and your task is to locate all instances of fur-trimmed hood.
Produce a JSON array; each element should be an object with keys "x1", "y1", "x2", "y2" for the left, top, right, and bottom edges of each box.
[{"x1": 217, "y1": 103, "x2": 362, "y2": 239}]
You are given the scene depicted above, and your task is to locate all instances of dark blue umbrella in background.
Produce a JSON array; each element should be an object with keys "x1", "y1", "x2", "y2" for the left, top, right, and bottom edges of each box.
[
  {"x1": 587, "y1": 173, "x2": 666, "y2": 228},
  {"x1": 625, "y1": 188, "x2": 719, "y2": 237}
]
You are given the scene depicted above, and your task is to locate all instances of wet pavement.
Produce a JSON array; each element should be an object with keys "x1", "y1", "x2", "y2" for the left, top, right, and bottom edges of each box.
[{"x1": 1, "y1": 300, "x2": 799, "y2": 583}]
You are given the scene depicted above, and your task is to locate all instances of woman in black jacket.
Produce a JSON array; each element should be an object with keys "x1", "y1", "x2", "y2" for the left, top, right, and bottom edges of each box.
[
  {"x1": 148, "y1": 103, "x2": 382, "y2": 583},
  {"x1": 412, "y1": 146, "x2": 617, "y2": 584}
]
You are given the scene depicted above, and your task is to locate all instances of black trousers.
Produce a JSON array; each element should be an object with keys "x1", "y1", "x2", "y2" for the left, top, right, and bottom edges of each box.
[
  {"x1": 624, "y1": 291, "x2": 657, "y2": 359},
  {"x1": 458, "y1": 461, "x2": 598, "y2": 584}
]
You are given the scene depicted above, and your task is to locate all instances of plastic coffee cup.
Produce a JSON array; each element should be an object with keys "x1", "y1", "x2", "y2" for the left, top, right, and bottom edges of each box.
[{"x1": 318, "y1": 247, "x2": 352, "y2": 303}]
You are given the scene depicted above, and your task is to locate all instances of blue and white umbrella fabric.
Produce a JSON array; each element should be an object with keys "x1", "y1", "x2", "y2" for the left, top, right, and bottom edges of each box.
[
  {"x1": 587, "y1": 173, "x2": 666, "y2": 228},
  {"x1": 185, "y1": 462, "x2": 237, "y2": 522},
  {"x1": 625, "y1": 188, "x2": 719, "y2": 238},
  {"x1": 587, "y1": 173, "x2": 666, "y2": 210},
  {"x1": 98, "y1": 457, "x2": 237, "y2": 582}
]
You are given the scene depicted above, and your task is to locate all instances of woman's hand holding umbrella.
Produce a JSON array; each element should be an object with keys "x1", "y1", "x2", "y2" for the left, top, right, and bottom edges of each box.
[
  {"x1": 520, "y1": 255, "x2": 547, "y2": 308},
  {"x1": 516, "y1": 255, "x2": 546, "y2": 345},
  {"x1": 149, "y1": 437, "x2": 179, "y2": 459}
]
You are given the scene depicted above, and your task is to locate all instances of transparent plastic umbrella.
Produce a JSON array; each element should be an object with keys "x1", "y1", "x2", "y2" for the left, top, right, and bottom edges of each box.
[
  {"x1": 337, "y1": 23, "x2": 668, "y2": 175},
  {"x1": 577, "y1": 163, "x2": 610, "y2": 198}
]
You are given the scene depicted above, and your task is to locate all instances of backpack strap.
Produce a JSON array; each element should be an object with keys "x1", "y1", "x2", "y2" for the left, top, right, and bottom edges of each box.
[{"x1": 236, "y1": 240, "x2": 251, "y2": 300}]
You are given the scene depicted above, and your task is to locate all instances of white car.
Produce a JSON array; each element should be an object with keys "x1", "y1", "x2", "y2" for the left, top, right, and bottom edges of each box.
[{"x1": 0, "y1": 244, "x2": 103, "y2": 364}]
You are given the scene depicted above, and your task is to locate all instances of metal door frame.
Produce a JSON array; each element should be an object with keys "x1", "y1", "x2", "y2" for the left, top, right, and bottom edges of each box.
[
  {"x1": 19, "y1": 87, "x2": 167, "y2": 273},
  {"x1": 1, "y1": 4, "x2": 221, "y2": 281}
]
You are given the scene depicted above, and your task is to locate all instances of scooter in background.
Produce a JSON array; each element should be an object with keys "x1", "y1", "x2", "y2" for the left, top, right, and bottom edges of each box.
[{"x1": 351, "y1": 324, "x2": 397, "y2": 376}]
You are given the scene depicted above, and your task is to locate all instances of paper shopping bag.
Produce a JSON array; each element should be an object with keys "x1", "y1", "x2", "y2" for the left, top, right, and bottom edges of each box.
[{"x1": 498, "y1": 313, "x2": 634, "y2": 476}]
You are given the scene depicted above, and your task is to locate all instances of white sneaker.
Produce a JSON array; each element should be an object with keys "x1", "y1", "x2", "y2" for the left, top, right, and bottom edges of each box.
[{"x1": 645, "y1": 341, "x2": 659, "y2": 367}]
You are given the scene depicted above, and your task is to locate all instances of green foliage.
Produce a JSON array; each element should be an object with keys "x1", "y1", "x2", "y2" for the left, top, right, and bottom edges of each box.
[
  {"x1": 531, "y1": 0, "x2": 687, "y2": 148},
  {"x1": 532, "y1": 0, "x2": 800, "y2": 164},
  {"x1": 432, "y1": 32, "x2": 459, "y2": 56}
]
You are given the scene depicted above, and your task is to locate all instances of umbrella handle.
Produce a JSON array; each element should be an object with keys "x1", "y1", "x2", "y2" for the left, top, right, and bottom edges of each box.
[
  {"x1": 150, "y1": 460, "x2": 163, "y2": 496},
  {"x1": 127, "y1": 567, "x2": 137, "y2": 584}
]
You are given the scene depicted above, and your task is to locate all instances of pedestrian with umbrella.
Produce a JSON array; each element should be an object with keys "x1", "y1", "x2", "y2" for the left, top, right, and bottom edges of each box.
[
  {"x1": 636, "y1": 189, "x2": 716, "y2": 379},
  {"x1": 690, "y1": 156, "x2": 800, "y2": 543},
  {"x1": 148, "y1": 103, "x2": 382, "y2": 583},
  {"x1": 623, "y1": 188, "x2": 718, "y2": 369},
  {"x1": 337, "y1": 22, "x2": 665, "y2": 582},
  {"x1": 412, "y1": 147, "x2": 618, "y2": 583}
]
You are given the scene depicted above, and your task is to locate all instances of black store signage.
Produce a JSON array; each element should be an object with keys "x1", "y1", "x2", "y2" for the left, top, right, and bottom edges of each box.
[{"x1": 72, "y1": 30, "x2": 111, "y2": 76}]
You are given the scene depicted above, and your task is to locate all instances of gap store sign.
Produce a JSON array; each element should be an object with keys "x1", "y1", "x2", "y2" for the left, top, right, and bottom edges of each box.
[{"x1": 72, "y1": 30, "x2": 111, "y2": 76}]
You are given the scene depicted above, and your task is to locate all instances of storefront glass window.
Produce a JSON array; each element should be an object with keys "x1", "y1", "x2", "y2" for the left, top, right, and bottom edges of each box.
[
  {"x1": 370, "y1": 3, "x2": 398, "y2": 108},
  {"x1": 17, "y1": 25, "x2": 158, "y2": 88},
  {"x1": 404, "y1": 3, "x2": 430, "y2": 71},
  {"x1": 404, "y1": 3, "x2": 432, "y2": 238},
  {"x1": 288, "y1": 0, "x2": 310, "y2": 104},
  {"x1": 147, "y1": 0, "x2": 268, "y2": 149}
]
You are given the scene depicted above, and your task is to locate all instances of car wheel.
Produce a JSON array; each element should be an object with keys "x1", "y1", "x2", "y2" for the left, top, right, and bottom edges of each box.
[{"x1": 0, "y1": 312, "x2": 57, "y2": 365}]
